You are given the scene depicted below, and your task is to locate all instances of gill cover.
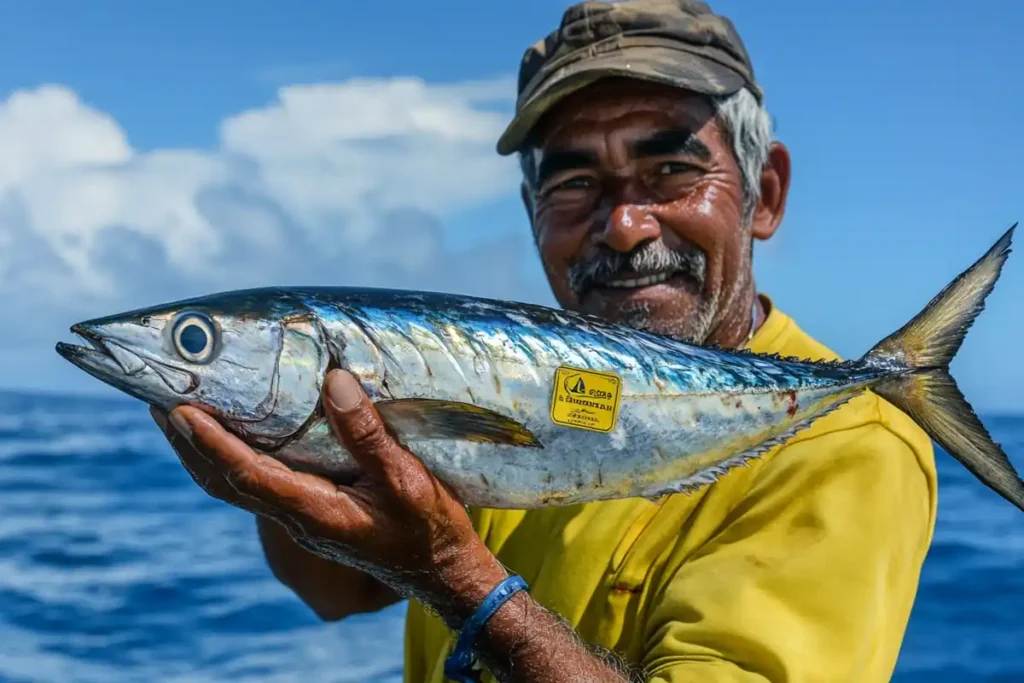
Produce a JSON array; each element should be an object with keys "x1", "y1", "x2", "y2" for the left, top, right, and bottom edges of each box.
[{"x1": 230, "y1": 315, "x2": 331, "y2": 449}]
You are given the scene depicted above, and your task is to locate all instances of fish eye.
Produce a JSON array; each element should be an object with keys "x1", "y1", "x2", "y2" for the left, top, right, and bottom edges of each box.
[{"x1": 171, "y1": 312, "x2": 217, "y2": 364}]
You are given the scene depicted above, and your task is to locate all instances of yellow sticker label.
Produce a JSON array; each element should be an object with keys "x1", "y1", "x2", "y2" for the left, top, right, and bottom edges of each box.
[{"x1": 549, "y1": 366, "x2": 622, "y2": 433}]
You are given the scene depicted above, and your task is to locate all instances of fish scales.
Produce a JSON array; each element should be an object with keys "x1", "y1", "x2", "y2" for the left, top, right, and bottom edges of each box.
[
  {"x1": 55, "y1": 227, "x2": 1024, "y2": 512},
  {"x1": 277, "y1": 292, "x2": 884, "y2": 507}
]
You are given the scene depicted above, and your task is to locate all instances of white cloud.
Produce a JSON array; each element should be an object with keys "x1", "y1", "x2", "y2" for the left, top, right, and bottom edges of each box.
[{"x1": 0, "y1": 77, "x2": 540, "y2": 361}]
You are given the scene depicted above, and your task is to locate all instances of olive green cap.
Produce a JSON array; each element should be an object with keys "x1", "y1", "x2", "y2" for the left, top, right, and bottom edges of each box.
[{"x1": 497, "y1": 0, "x2": 762, "y2": 155}]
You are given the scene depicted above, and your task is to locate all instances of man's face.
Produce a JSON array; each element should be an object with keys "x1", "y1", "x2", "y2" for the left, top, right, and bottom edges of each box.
[{"x1": 522, "y1": 78, "x2": 787, "y2": 344}]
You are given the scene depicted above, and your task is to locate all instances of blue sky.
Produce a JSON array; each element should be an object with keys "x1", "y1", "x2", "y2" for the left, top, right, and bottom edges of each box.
[{"x1": 0, "y1": 1, "x2": 1021, "y2": 412}]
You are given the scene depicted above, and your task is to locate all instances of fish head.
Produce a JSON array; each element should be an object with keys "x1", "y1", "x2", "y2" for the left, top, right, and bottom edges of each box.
[{"x1": 56, "y1": 288, "x2": 331, "y2": 448}]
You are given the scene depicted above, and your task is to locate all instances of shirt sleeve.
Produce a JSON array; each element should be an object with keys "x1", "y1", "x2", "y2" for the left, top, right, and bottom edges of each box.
[{"x1": 642, "y1": 422, "x2": 935, "y2": 683}]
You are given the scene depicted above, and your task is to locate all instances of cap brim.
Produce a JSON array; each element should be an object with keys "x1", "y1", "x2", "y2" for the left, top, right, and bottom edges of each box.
[{"x1": 496, "y1": 45, "x2": 747, "y2": 156}]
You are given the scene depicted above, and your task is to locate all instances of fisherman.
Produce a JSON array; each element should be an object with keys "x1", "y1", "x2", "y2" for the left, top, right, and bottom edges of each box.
[{"x1": 152, "y1": 1, "x2": 937, "y2": 680}]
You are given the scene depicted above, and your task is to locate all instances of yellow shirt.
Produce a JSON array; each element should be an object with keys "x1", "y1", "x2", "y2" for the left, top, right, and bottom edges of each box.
[{"x1": 404, "y1": 301, "x2": 937, "y2": 682}]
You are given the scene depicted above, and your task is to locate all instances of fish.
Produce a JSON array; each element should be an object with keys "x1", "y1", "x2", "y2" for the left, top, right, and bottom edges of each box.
[{"x1": 55, "y1": 226, "x2": 1024, "y2": 512}]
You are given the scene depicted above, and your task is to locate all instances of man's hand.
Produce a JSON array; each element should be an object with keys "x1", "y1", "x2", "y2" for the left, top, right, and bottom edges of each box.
[
  {"x1": 155, "y1": 368, "x2": 640, "y2": 681},
  {"x1": 153, "y1": 368, "x2": 507, "y2": 626}
]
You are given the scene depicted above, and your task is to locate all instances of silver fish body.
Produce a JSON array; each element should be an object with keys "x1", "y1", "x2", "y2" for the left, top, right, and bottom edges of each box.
[
  {"x1": 272, "y1": 290, "x2": 881, "y2": 508},
  {"x1": 56, "y1": 227, "x2": 1024, "y2": 512}
]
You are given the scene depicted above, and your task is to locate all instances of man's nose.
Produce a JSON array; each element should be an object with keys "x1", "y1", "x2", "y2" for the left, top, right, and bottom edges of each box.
[{"x1": 595, "y1": 204, "x2": 661, "y2": 253}]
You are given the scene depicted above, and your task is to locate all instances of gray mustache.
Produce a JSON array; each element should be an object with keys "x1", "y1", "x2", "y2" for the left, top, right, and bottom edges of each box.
[{"x1": 568, "y1": 241, "x2": 707, "y2": 296}]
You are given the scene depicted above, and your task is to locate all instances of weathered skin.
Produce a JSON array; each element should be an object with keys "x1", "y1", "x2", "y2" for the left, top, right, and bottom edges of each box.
[
  {"x1": 56, "y1": 286, "x2": 884, "y2": 509},
  {"x1": 54, "y1": 228, "x2": 1024, "y2": 512}
]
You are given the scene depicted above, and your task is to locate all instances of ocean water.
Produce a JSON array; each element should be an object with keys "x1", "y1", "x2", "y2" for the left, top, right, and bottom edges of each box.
[{"x1": 0, "y1": 390, "x2": 1020, "y2": 682}]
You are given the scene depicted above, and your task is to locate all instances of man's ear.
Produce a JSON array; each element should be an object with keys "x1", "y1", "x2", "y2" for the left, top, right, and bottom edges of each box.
[{"x1": 751, "y1": 141, "x2": 791, "y2": 241}]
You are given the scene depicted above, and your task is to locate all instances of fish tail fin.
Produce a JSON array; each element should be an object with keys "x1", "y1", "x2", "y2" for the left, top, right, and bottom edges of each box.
[{"x1": 863, "y1": 224, "x2": 1024, "y2": 512}]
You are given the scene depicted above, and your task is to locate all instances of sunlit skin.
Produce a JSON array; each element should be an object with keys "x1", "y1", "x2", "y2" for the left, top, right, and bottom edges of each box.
[
  {"x1": 152, "y1": 78, "x2": 795, "y2": 682},
  {"x1": 523, "y1": 77, "x2": 791, "y2": 346}
]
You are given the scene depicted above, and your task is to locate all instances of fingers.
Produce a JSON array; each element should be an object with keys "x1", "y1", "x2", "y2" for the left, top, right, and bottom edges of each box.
[
  {"x1": 151, "y1": 406, "x2": 239, "y2": 501},
  {"x1": 169, "y1": 406, "x2": 306, "y2": 501},
  {"x1": 166, "y1": 405, "x2": 369, "y2": 530},
  {"x1": 322, "y1": 370, "x2": 428, "y2": 491},
  {"x1": 153, "y1": 405, "x2": 291, "y2": 527}
]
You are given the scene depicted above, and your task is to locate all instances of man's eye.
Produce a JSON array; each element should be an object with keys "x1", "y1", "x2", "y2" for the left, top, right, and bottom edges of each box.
[
  {"x1": 553, "y1": 176, "x2": 594, "y2": 190},
  {"x1": 656, "y1": 162, "x2": 696, "y2": 175}
]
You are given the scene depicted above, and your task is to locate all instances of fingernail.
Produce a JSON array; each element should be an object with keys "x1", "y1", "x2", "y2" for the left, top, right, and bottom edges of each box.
[
  {"x1": 169, "y1": 410, "x2": 194, "y2": 442},
  {"x1": 326, "y1": 370, "x2": 363, "y2": 411}
]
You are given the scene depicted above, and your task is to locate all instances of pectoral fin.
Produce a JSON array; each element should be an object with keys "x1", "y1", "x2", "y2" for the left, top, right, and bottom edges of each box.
[{"x1": 374, "y1": 399, "x2": 541, "y2": 448}]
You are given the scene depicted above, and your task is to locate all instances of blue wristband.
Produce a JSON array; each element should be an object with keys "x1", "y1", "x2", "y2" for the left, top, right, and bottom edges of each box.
[{"x1": 444, "y1": 574, "x2": 528, "y2": 683}]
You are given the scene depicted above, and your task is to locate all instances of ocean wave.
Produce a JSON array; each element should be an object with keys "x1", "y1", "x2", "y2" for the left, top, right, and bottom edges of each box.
[
  {"x1": 0, "y1": 431, "x2": 157, "y2": 461},
  {"x1": 0, "y1": 391, "x2": 1020, "y2": 681}
]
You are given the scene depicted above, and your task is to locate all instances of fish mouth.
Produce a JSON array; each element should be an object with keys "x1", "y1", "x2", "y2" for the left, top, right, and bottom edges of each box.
[{"x1": 56, "y1": 324, "x2": 198, "y2": 395}]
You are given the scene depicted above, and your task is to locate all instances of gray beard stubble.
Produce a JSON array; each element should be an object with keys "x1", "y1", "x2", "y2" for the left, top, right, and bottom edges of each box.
[{"x1": 566, "y1": 240, "x2": 717, "y2": 342}]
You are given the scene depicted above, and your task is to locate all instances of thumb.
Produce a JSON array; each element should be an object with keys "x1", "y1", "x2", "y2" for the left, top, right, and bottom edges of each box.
[{"x1": 322, "y1": 369, "x2": 416, "y2": 486}]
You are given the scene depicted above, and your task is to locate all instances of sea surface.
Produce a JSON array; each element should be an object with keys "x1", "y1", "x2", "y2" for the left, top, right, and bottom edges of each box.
[{"x1": 0, "y1": 390, "x2": 1020, "y2": 682}]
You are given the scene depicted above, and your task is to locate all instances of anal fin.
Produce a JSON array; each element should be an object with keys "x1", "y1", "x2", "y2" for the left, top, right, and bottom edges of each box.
[{"x1": 375, "y1": 398, "x2": 542, "y2": 448}]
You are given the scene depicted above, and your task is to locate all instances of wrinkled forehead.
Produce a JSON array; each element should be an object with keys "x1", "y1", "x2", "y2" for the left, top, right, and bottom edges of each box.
[
  {"x1": 525, "y1": 79, "x2": 723, "y2": 179},
  {"x1": 532, "y1": 79, "x2": 718, "y2": 148}
]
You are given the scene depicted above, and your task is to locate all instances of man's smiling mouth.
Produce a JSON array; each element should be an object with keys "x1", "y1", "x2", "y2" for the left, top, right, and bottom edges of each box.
[{"x1": 600, "y1": 270, "x2": 676, "y2": 289}]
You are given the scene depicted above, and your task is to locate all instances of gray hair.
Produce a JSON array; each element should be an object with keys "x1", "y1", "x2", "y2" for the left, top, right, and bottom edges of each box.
[
  {"x1": 712, "y1": 87, "x2": 773, "y2": 221},
  {"x1": 518, "y1": 87, "x2": 774, "y2": 221}
]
